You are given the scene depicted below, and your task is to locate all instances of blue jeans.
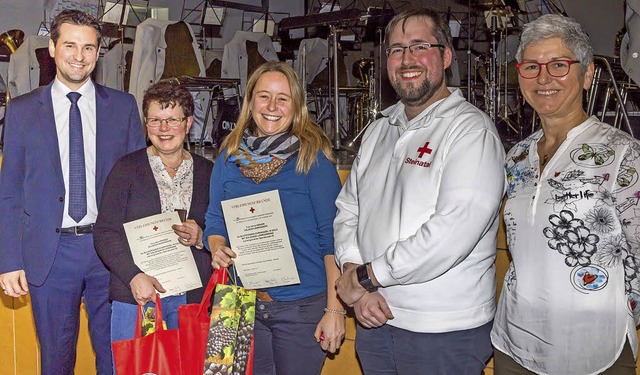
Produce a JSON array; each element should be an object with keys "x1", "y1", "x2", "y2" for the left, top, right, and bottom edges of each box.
[
  {"x1": 252, "y1": 292, "x2": 327, "y2": 375},
  {"x1": 110, "y1": 293, "x2": 186, "y2": 342},
  {"x1": 356, "y1": 320, "x2": 493, "y2": 375}
]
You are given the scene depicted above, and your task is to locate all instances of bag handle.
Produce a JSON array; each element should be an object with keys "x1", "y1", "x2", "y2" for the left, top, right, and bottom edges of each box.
[
  {"x1": 154, "y1": 293, "x2": 164, "y2": 332},
  {"x1": 197, "y1": 268, "x2": 228, "y2": 316},
  {"x1": 134, "y1": 293, "x2": 165, "y2": 338}
]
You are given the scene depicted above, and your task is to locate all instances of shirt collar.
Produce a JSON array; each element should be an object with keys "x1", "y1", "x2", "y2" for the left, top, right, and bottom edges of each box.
[
  {"x1": 566, "y1": 115, "x2": 598, "y2": 139},
  {"x1": 382, "y1": 88, "x2": 463, "y2": 130},
  {"x1": 52, "y1": 78, "x2": 95, "y2": 100},
  {"x1": 530, "y1": 115, "x2": 598, "y2": 143}
]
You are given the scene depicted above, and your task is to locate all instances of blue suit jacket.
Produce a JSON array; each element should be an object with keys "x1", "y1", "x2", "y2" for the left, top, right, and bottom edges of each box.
[{"x1": 0, "y1": 81, "x2": 146, "y2": 286}]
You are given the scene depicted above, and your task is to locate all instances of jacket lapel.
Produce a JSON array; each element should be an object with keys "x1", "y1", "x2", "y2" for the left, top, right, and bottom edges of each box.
[
  {"x1": 39, "y1": 83, "x2": 64, "y2": 187},
  {"x1": 95, "y1": 84, "x2": 109, "y2": 193}
]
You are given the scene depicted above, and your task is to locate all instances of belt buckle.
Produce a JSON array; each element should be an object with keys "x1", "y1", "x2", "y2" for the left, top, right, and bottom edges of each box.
[{"x1": 71, "y1": 224, "x2": 93, "y2": 235}]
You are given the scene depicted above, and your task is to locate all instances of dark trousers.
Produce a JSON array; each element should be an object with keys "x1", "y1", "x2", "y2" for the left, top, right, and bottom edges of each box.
[
  {"x1": 355, "y1": 320, "x2": 493, "y2": 375},
  {"x1": 252, "y1": 292, "x2": 328, "y2": 375},
  {"x1": 29, "y1": 233, "x2": 112, "y2": 375},
  {"x1": 493, "y1": 339, "x2": 637, "y2": 375}
]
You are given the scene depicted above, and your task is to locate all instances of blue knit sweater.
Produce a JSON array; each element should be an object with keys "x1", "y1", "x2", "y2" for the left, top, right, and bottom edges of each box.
[{"x1": 204, "y1": 150, "x2": 341, "y2": 301}]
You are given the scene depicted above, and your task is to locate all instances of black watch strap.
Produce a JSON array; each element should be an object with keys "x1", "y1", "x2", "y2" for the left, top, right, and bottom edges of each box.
[{"x1": 356, "y1": 263, "x2": 378, "y2": 292}]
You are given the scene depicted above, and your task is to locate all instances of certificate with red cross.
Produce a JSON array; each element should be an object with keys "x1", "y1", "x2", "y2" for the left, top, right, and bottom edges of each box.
[{"x1": 221, "y1": 189, "x2": 300, "y2": 289}]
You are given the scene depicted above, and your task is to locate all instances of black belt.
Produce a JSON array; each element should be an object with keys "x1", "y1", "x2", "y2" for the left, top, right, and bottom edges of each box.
[{"x1": 60, "y1": 224, "x2": 95, "y2": 235}]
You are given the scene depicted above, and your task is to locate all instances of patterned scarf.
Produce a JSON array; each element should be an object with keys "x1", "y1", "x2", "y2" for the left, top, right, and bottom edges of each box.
[{"x1": 228, "y1": 130, "x2": 300, "y2": 183}]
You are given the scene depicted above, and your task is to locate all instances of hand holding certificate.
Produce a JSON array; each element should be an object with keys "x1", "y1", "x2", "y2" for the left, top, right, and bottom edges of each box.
[
  {"x1": 221, "y1": 190, "x2": 300, "y2": 289},
  {"x1": 123, "y1": 211, "x2": 202, "y2": 297}
]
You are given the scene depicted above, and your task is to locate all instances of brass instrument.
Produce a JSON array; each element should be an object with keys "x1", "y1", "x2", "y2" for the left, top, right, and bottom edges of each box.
[
  {"x1": 344, "y1": 57, "x2": 378, "y2": 150},
  {"x1": 352, "y1": 58, "x2": 374, "y2": 87},
  {"x1": 0, "y1": 29, "x2": 24, "y2": 54},
  {"x1": 348, "y1": 58, "x2": 375, "y2": 139},
  {"x1": 0, "y1": 30, "x2": 23, "y2": 106}
]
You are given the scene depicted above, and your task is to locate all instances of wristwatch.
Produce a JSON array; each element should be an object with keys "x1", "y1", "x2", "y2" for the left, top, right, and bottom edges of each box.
[{"x1": 356, "y1": 263, "x2": 378, "y2": 292}]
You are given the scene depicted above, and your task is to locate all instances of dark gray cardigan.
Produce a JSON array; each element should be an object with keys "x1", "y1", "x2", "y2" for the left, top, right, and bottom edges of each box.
[{"x1": 94, "y1": 148, "x2": 214, "y2": 305}]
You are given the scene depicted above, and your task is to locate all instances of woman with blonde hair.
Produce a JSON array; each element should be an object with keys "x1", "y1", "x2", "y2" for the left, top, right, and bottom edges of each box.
[{"x1": 204, "y1": 61, "x2": 345, "y2": 374}]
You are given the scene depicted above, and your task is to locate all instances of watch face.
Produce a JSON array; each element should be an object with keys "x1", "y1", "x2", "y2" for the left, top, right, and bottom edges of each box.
[
  {"x1": 357, "y1": 264, "x2": 369, "y2": 282},
  {"x1": 357, "y1": 263, "x2": 377, "y2": 292}
]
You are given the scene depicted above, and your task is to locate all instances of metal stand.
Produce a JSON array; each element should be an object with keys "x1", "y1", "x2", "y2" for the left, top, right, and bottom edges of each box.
[
  {"x1": 487, "y1": 16, "x2": 498, "y2": 122},
  {"x1": 587, "y1": 55, "x2": 635, "y2": 137},
  {"x1": 497, "y1": 26, "x2": 521, "y2": 136},
  {"x1": 329, "y1": 24, "x2": 342, "y2": 150},
  {"x1": 467, "y1": 0, "x2": 472, "y2": 100}
]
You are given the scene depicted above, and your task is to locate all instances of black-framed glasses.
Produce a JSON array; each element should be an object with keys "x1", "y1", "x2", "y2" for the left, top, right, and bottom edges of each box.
[
  {"x1": 385, "y1": 42, "x2": 445, "y2": 58},
  {"x1": 145, "y1": 117, "x2": 186, "y2": 129},
  {"x1": 516, "y1": 59, "x2": 581, "y2": 79}
]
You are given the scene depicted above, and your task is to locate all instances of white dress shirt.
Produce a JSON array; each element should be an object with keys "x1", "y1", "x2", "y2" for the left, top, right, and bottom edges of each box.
[{"x1": 51, "y1": 78, "x2": 98, "y2": 226}]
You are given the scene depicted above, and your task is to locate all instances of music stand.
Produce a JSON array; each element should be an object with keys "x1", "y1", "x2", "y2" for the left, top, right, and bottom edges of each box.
[
  {"x1": 201, "y1": 3, "x2": 225, "y2": 38},
  {"x1": 98, "y1": 0, "x2": 146, "y2": 28}
]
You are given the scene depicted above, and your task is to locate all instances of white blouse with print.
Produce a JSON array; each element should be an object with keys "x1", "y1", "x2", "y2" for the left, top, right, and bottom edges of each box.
[
  {"x1": 147, "y1": 152, "x2": 194, "y2": 214},
  {"x1": 491, "y1": 117, "x2": 640, "y2": 375}
]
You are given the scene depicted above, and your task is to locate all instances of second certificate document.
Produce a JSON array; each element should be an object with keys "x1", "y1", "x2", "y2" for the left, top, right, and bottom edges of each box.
[{"x1": 221, "y1": 189, "x2": 300, "y2": 289}]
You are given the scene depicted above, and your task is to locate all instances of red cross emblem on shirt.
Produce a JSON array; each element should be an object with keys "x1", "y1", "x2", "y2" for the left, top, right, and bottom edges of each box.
[
  {"x1": 250, "y1": 207, "x2": 255, "y2": 213},
  {"x1": 417, "y1": 141, "x2": 433, "y2": 158},
  {"x1": 153, "y1": 226, "x2": 158, "y2": 231}
]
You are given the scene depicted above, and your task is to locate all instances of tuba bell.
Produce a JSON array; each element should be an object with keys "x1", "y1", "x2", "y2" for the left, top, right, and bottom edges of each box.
[
  {"x1": 352, "y1": 58, "x2": 374, "y2": 87},
  {"x1": 0, "y1": 29, "x2": 24, "y2": 54}
]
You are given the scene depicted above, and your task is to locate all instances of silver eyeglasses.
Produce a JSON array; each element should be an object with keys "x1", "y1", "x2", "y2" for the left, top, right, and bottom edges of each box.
[
  {"x1": 385, "y1": 42, "x2": 445, "y2": 58},
  {"x1": 145, "y1": 117, "x2": 186, "y2": 129},
  {"x1": 516, "y1": 59, "x2": 581, "y2": 79}
]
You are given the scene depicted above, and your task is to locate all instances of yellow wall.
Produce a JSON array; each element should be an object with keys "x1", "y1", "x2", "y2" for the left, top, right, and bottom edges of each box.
[{"x1": 0, "y1": 293, "x2": 96, "y2": 375}]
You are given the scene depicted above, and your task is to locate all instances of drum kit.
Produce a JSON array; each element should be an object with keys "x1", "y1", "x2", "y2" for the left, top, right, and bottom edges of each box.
[
  {"x1": 469, "y1": 0, "x2": 527, "y2": 139},
  {"x1": 280, "y1": 5, "x2": 391, "y2": 152}
]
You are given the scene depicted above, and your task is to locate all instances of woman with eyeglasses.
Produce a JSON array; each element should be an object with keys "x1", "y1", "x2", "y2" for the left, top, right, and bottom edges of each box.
[
  {"x1": 94, "y1": 81, "x2": 213, "y2": 347},
  {"x1": 491, "y1": 14, "x2": 640, "y2": 375}
]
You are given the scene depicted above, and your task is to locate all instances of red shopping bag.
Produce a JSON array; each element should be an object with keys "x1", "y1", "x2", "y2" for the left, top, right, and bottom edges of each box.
[
  {"x1": 178, "y1": 268, "x2": 228, "y2": 375},
  {"x1": 112, "y1": 293, "x2": 182, "y2": 375}
]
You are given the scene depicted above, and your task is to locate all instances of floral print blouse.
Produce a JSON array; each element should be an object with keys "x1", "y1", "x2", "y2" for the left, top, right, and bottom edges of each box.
[
  {"x1": 491, "y1": 117, "x2": 640, "y2": 375},
  {"x1": 147, "y1": 152, "x2": 194, "y2": 215}
]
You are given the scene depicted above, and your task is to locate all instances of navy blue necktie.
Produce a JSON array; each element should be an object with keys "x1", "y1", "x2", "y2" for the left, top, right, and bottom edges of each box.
[{"x1": 67, "y1": 92, "x2": 87, "y2": 223}]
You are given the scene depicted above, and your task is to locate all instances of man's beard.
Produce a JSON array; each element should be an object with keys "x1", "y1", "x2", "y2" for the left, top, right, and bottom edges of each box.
[{"x1": 390, "y1": 69, "x2": 444, "y2": 107}]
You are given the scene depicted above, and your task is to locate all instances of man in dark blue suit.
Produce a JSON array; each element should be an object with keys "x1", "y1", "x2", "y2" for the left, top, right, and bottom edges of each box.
[{"x1": 0, "y1": 10, "x2": 145, "y2": 374}]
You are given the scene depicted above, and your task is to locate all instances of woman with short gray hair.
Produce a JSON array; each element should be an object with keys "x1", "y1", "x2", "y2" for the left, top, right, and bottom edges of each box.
[{"x1": 491, "y1": 13, "x2": 640, "y2": 375}]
